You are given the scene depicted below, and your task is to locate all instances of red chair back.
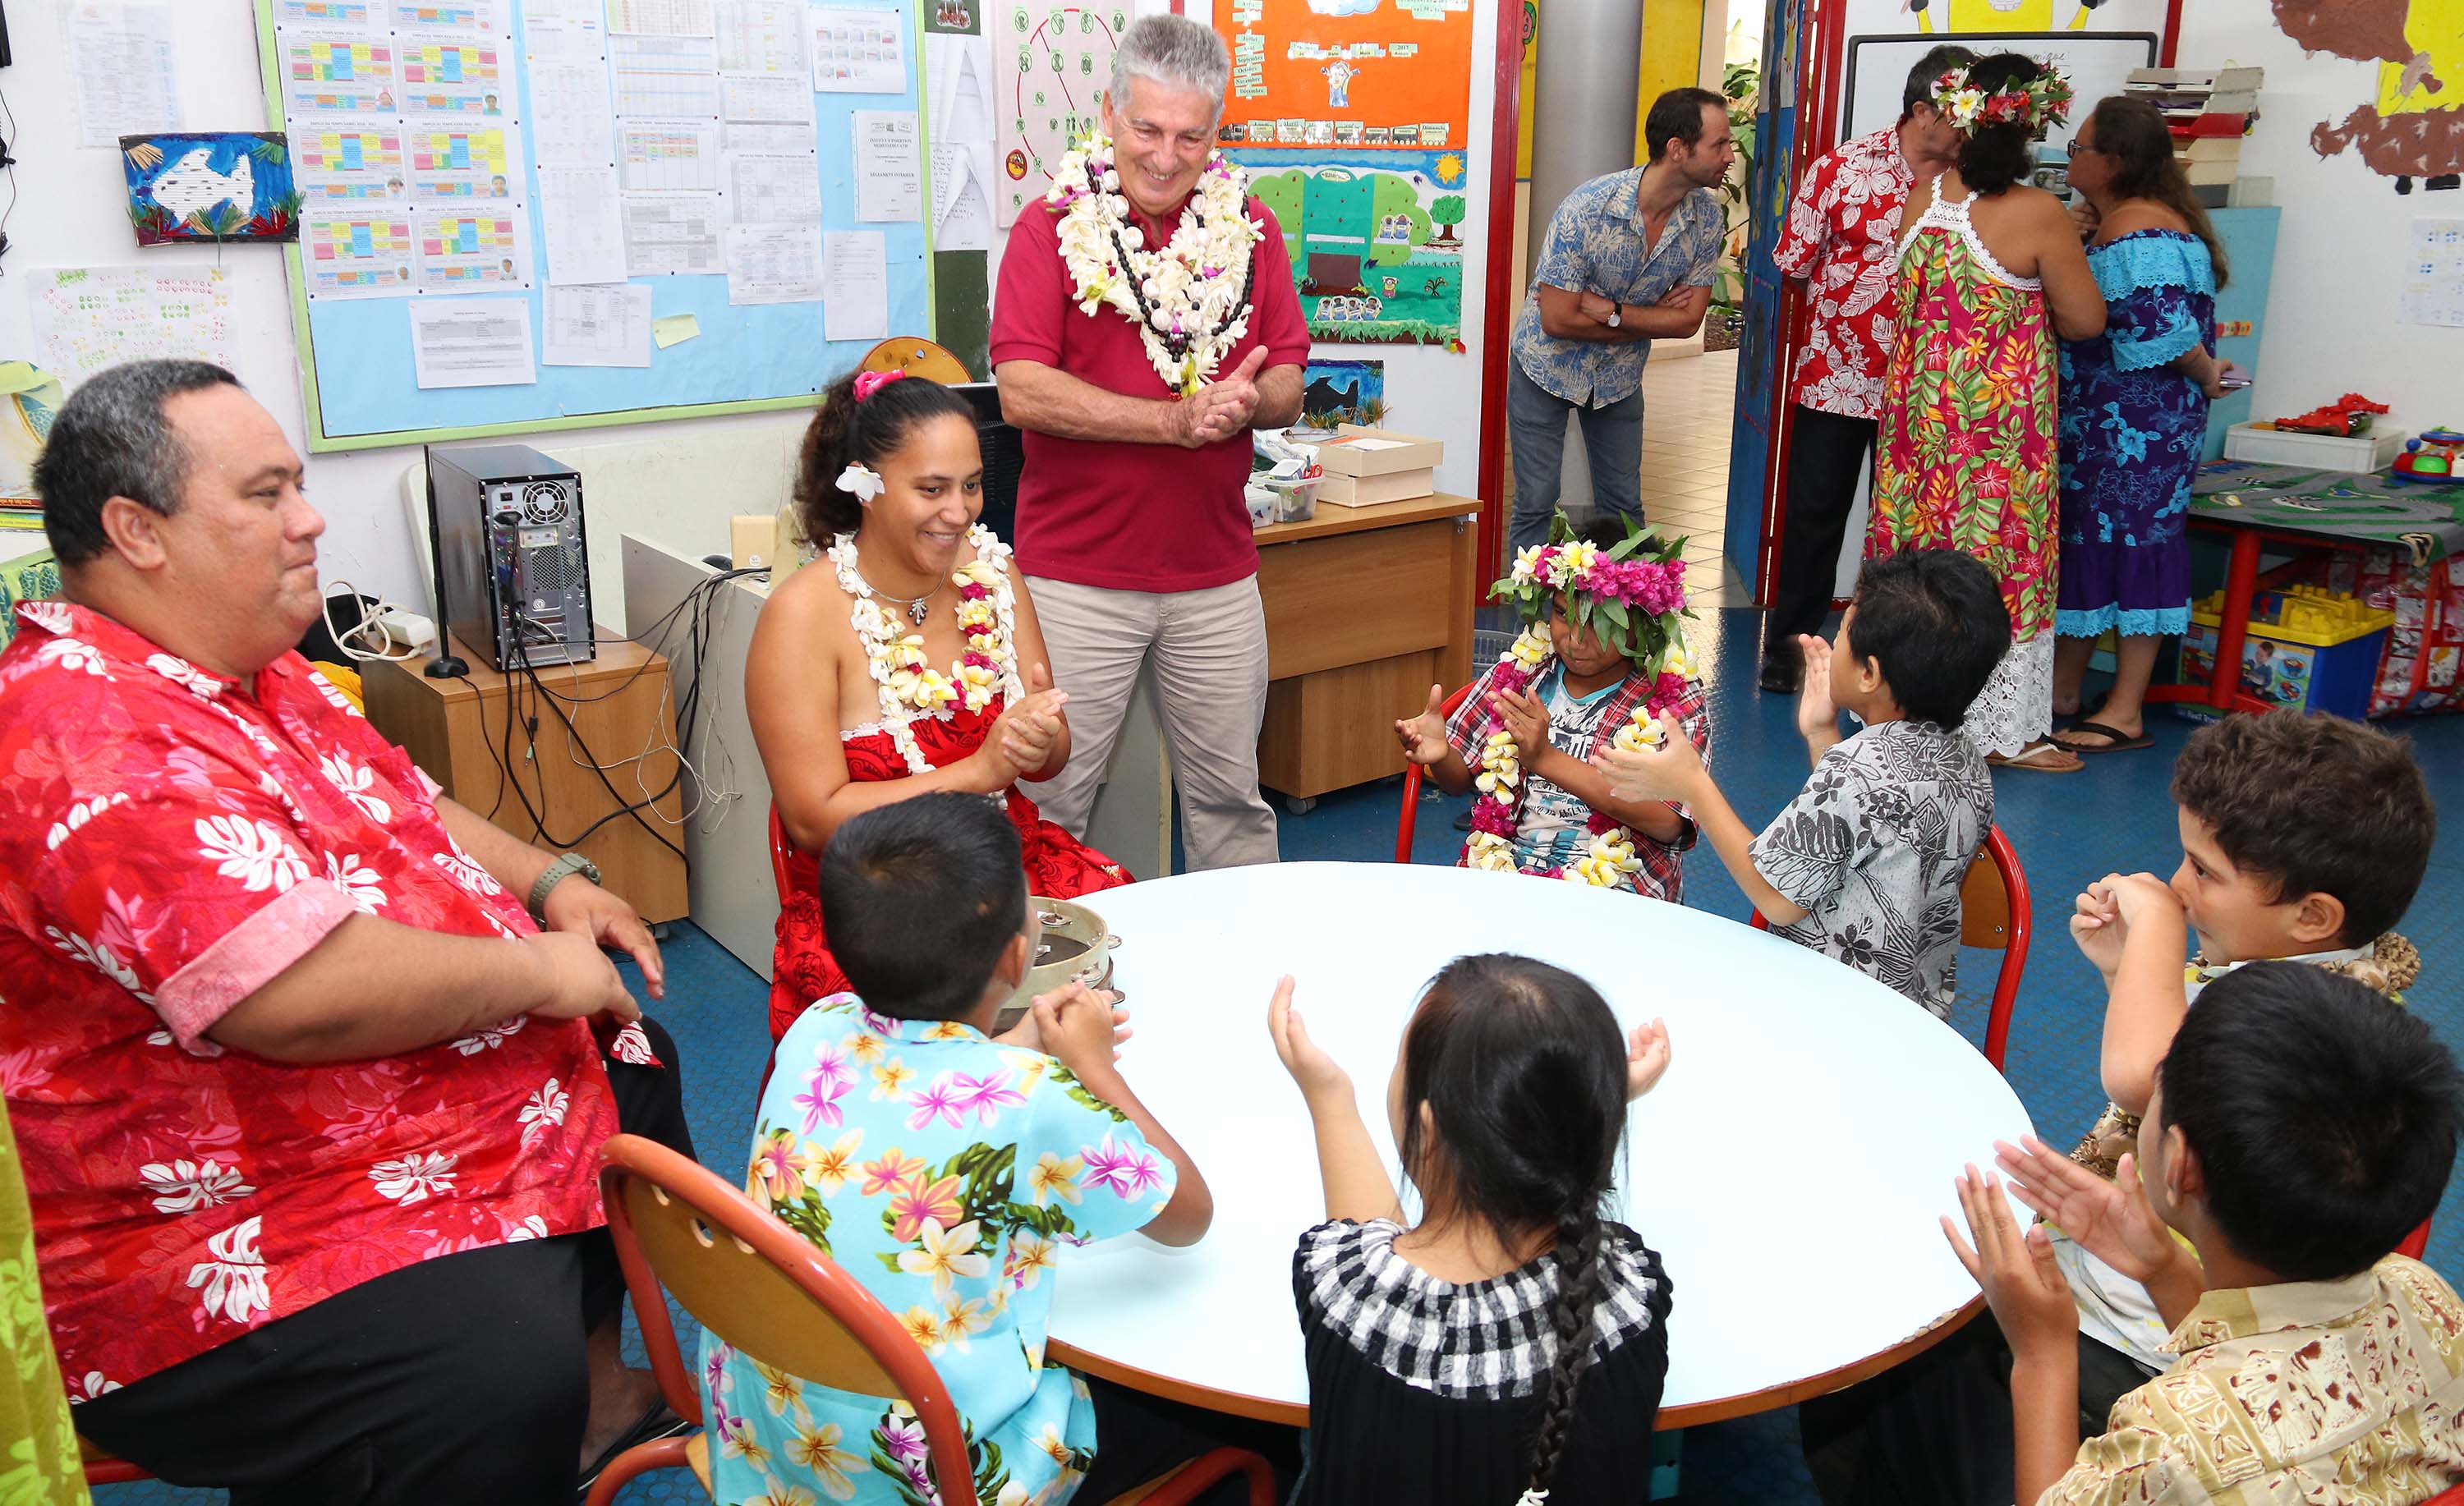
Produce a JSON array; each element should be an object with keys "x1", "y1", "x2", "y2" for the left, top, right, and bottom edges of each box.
[
  {"x1": 1393, "y1": 683, "x2": 1478, "y2": 862},
  {"x1": 597, "y1": 1133, "x2": 978, "y2": 1504},
  {"x1": 2399, "y1": 1219, "x2": 2433, "y2": 1261},
  {"x1": 1750, "y1": 824, "x2": 2031, "y2": 1072}
]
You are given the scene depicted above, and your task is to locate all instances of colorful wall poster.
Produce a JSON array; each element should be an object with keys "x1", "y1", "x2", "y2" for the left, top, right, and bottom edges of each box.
[
  {"x1": 396, "y1": 39, "x2": 508, "y2": 116},
  {"x1": 1214, "y1": 0, "x2": 1473, "y2": 154},
  {"x1": 402, "y1": 120, "x2": 522, "y2": 200},
  {"x1": 994, "y1": 2, "x2": 1127, "y2": 225},
  {"x1": 30, "y1": 269, "x2": 238, "y2": 387},
  {"x1": 284, "y1": 32, "x2": 400, "y2": 118},
  {"x1": 295, "y1": 124, "x2": 407, "y2": 202},
  {"x1": 1296, "y1": 356, "x2": 1386, "y2": 431},
  {"x1": 303, "y1": 206, "x2": 420, "y2": 296},
  {"x1": 1235, "y1": 146, "x2": 1469, "y2": 344},
  {"x1": 2290, "y1": 1, "x2": 2464, "y2": 181},
  {"x1": 413, "y1": 205, "x2": 532, "y2": 291},
  {"x1": 122, "y1": 132, "x2": 301, "y2": 244}
]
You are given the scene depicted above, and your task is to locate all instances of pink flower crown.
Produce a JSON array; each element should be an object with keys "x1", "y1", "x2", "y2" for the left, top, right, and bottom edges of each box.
[{"x1": 1490, "y1": 512, "x2": 1694, "y2": 679}]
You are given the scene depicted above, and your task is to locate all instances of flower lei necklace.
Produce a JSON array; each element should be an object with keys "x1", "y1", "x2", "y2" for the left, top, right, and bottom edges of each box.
[
  {"x1": 1932, "y1": 62, "x2": 2073, "y2": 135},
  {"x1": 1046, "y1": 131, "x2": 1261, "y2": 396},
  {"x1": 1467, "y1": 514, "x2": 1701, "y2": 888},
  {"x1": 830, "y1": 526, "x2": 1023, "y2": 776}
]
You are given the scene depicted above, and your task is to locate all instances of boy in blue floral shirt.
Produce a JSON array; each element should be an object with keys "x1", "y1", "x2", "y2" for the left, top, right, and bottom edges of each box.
[{"x1": 706, "y1": 792, "x2": 1216, "y2": 1506}]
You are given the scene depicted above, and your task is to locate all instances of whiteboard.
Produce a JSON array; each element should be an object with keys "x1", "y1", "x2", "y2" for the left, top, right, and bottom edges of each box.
[
  {"x1": 255, "y1": 0, "x2": 934, "y2": 452},
  {"x1": 1841, "y1": 30, "x2": 2159, "y2": 154}
]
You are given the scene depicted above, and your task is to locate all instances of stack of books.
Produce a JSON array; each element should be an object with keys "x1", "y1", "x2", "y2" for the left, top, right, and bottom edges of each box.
[{"x1": 2125, "y1": 67, "x2": 2263, "y2": 206}]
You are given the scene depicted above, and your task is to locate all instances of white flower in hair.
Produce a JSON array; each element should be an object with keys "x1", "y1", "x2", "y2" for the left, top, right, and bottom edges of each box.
[{"x1": 837, "y1": 463, "x2": 885, "y2": 503}]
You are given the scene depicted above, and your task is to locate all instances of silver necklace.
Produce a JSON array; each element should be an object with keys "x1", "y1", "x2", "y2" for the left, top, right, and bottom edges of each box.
[{"x1": 854, "y1": 561, "x2": 942, "y2": 626}]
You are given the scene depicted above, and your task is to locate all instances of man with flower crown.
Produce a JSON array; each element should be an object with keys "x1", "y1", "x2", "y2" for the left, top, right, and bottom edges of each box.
[
  {"x1": 1395, "y1": 511, "x2": 1712, "y2": 900},
  {"x1": 990, "y1": 14, "x2": 1309, "y2": 871}
]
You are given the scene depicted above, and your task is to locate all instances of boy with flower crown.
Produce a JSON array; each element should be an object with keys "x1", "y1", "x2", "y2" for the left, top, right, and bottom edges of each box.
[{"x1": 1395, "y1": 512, "x2": 1711, "y2": 901}]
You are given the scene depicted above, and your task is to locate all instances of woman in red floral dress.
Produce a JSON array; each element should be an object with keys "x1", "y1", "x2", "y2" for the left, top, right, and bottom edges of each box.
[{"x1": 747, "y1": 370, "x2": 1128, "y2": 1040}]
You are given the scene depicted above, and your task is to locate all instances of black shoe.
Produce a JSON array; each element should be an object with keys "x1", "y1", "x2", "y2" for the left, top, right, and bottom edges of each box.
[
  {"x1": 1758, "y1": 645, "x2": 1802, "y2": 695},
  {"x1": 1452, "y1": 808, "x2": 1474, "y2": 832}
]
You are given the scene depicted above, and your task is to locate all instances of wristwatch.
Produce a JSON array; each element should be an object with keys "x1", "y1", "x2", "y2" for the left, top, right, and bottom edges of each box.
[
  {"x1": 1606, "y1": 305, "x2": 1623, "y2": 328},
  {"x1": 527, "y1": 852, "x2": 602, "y2": 922}
]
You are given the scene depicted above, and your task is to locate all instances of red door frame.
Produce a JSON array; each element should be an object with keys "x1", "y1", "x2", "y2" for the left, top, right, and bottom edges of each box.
[{"x1": 1473, "y1": 0, "x2": 1529, "y2": 573}]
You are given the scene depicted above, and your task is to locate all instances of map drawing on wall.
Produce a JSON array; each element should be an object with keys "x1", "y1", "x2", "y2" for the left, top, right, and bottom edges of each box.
[
  {"x1": 2281, "y1": 0, "x2": 2464, "y2": 181},
  {"x1": 1236, "y1": 146, "x2": 1467, "y2": 344},
  {"x1": 995, "y1": 2, "x2": 1128, "y2": 226},
  {"x1": 1214, "y1": 0, "x2": 1473, "y2": 154},
  {"x1": 1897, "y1": 0, "x2": 2135, "y2": 30},
  {"x1": 121, "y1": 132, "x2": 301, "y2": 245}
]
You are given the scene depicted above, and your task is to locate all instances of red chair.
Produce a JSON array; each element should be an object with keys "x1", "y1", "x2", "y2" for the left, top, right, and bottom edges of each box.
[
  {"x1": 1750, "y1": 824, "x2": 2033, "y2": 1072},
  {"x1": 79, "y1": 1440, "x2": 149, "y2": 1485},
  {"x1": 2424, "y1": 1481, "x2": 2464, "y2": 1505},
  {"x1": 1393, "y1": 683, "x2": 1477, "y2": 863},
  {"x1": 2399, "y1": 1219, "x2": 2433, "y2": 1261},
  {"x1": 588, "y1": 1133, "x2": 1275, "y2": 1506}
]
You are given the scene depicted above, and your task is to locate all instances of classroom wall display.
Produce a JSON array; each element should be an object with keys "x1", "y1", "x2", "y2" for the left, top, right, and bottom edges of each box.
[
  {"x1": 993, "y1": 2, "x2": 1127, "y2": 226},
  {"x1": 1212, "y1": 0, "x2": 1473, "y2": 155},
  {"x1": 2288, "y1": 0, "x2": 2464, "y2": 181},
  {"x1": 30, "y1": 268, "x2": 242, "y2": 385},
  {"x1": 1295, "y1": 356, "x2": 1384, "y2": 431},
  {"x1": 254, "y1": 0, "x2": 933, "y2": 450},
  {"x1": 1855, "y1": 0, "x2": 2164, "y2": 32},
  {"x1": 121, "y1": 132, "x2": 302, "y2": 244},
  {"x1": 1237, "y1": 146, "x2": 1468, "y2": 345}
]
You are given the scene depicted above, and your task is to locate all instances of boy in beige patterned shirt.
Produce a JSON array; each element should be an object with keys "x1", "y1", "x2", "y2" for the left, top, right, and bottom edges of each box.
[{"x1": 1951, "y1": 963, "x2": 2464, "y2": 1505}]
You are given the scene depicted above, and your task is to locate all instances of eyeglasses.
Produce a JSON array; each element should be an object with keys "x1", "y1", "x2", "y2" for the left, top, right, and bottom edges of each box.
[{"x1": 2066, "y1": 137, "x2": 2099, "y2": 158}]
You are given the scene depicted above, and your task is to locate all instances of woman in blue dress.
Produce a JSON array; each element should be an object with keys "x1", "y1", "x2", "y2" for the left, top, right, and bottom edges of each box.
[{"x1": 2050, "y1": 96, "x2": 2236, "y2": 753}]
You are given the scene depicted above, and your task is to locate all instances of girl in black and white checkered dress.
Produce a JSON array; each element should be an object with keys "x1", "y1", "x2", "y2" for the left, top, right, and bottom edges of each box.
[{"x1": 1266, "y1": 954, "x2": 1675, "y2": 1504}]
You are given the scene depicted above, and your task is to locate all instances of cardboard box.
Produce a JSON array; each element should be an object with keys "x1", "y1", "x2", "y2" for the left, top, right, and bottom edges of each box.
[
  {"x1": 1313, "y1": 425, "x2": 1444, "y2": 479},
  {"x1": 730, "y1": 513, "x2": 778, "y2": 569},
  {"x1": 1317, "y1": 468, "x2": 1436, "y2": 507}
]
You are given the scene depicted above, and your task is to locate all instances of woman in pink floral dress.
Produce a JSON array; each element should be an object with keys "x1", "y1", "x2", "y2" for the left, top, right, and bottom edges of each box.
[{"x1": 1869, "y1": 53, "x2": 2106, "y2": 771}]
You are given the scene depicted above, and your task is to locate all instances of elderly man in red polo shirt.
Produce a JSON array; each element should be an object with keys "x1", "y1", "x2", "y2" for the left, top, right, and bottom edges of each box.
[
  {"x1": 0, "y1": 360, "x2": 694, "y2": 1503},
  {"x1": 991, "y1": 14, "x2": 1310, "y2": 870}
]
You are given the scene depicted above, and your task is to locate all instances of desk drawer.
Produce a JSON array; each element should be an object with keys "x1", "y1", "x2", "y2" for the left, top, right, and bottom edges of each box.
[{"x1": 1257, "y1": 518, "x2": 1455, "y2": 680}]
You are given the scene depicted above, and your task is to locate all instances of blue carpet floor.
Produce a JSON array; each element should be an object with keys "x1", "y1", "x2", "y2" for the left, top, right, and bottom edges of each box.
[{"x1": 94, "y1": 602, "x2": 2464, "y2": 1504}]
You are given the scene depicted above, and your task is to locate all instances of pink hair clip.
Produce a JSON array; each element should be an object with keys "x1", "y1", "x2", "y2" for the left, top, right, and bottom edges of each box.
[{"x1": 852, "y1": 369, "x2": 908, "y2": 402}]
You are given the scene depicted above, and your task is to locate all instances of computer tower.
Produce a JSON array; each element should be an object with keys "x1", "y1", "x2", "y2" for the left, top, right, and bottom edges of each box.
[{"x1": 425, "y1": 443, "x2": 595, "y2": 672}]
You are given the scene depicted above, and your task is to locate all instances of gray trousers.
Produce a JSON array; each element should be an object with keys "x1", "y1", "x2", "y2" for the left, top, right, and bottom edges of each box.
[
  {"x1": 1023, "y1": 573, "x2": 1280, "y2": 872},
  {"x1": 1506, "y1": 357, "x2": 1647, "y2": 555}
]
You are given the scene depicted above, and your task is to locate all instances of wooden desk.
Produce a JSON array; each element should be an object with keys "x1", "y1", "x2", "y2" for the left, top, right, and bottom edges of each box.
[
  {"x1": 1254, "y1": 492, "x2": 1481, "y2": 806},
  {"x1": 362, "y1": 636, "x2": 691, "y2": 924}
]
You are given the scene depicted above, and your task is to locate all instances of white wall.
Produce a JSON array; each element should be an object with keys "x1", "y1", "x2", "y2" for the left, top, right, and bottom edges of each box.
[
  {"x1": 2170, "y1": 3, "x2": 2462, "y2": 430},
  {"x1": 0, "y1": 0, "x2": 816, "y2": 613}
]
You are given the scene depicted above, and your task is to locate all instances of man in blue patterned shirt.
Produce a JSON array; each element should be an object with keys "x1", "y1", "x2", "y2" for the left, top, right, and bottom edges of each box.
[{"x1": 1507, "y1": 87, "x2": 1732, "y2": 554}]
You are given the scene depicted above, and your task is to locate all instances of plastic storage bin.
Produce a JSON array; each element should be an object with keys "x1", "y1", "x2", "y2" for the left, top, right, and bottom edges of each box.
[
  {"x1": 2221, "y1": 422, "x2": 2408, "y2": 471},
  {"x1": 2172, "y1": 584, "x2": 2395, "y2": 721}
]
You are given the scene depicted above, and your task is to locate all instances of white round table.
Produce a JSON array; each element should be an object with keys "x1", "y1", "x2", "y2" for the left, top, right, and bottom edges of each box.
[{"x1": 1043, "y1": 861, "x2": 2034, "y2": 1427}]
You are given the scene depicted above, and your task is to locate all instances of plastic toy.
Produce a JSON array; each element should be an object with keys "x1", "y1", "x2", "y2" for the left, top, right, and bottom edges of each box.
[
  {"x1": 2268, "y1": 393, "x2": 2390, "y2": 437},
  {"x1": 2390, "y1": 427, "x2": 2464, "y2": 487}
]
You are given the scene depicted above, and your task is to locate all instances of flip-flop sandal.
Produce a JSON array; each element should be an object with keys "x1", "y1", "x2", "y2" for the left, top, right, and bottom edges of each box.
[
  {"x1": 2053, "y1": 720, "x2": 2154, "y2": 754},
  {"x1": 576, "y1": 1399, "x2": 692, "y2": 1497},
  {"x1": 1987, "y1": 741, "x2": 2085, "y2": 774}
]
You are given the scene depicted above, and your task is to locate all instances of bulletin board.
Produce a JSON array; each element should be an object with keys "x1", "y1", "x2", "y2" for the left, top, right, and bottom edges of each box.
[
  {"x1": 1841, "y1": 30, "x2": 2158, "y2": 153},
  {"x1": 253, "y1": 0, "x2": 935, "y2": 452}
]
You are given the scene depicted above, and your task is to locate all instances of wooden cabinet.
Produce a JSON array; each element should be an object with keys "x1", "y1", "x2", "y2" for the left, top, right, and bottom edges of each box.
[
  {"x1": 1253, "y1": 494, "x2": 1482, "y2": 801},
  {"x1": 361, "y1": 635, "x2": 690, "y2": 923}
]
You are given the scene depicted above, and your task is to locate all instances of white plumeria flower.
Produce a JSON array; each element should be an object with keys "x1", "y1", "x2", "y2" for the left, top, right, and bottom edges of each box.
[
  {"x1": 1509, "y1": 545, "x2": 1546, "y2": 585},
  {"x1": 186, "y1": 1215, "x2": 270, "y2": 1325},
  {"x1": 195, "y1": 815, "x2": 307, "y2": 894},
  {"x1": 140, "y1": 1157, "x2": 255, "y2": 1214},
  {"x1": 370, "y1": 1150, "x2": 458, "y2": 1205},
  {"x1": 834, "y1": 463, "x2": 885, "y2": 503}
]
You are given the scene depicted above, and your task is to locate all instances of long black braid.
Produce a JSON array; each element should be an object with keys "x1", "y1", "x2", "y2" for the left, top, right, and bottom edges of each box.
[{"x1": 1525, "y1": 1212, "x2": 1611, "y2": 1499}]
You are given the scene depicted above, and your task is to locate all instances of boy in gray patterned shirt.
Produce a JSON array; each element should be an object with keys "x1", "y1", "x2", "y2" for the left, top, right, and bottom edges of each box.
[{"x1": 1597, "y1": 550, "x2": 2006, "y2": 1017}]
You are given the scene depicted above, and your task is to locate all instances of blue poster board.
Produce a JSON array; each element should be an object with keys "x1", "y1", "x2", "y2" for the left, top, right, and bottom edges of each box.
[{"x1": 255, "y1": 0, "x2": 933, "y2": 452}]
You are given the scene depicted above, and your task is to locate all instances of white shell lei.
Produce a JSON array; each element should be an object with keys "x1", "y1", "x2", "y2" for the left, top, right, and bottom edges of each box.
[
  {"x1": 830, "y1": 525, "x2": 1026, "y2": 777},
  {"x1": 1047, "y1": 132, "x2": 1261, "y2": 396}
]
